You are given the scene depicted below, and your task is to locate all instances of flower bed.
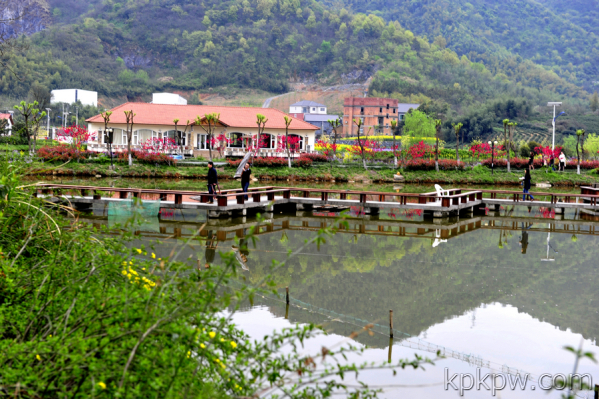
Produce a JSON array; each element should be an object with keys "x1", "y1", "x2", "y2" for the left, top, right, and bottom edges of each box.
[
  {"x1": 227, "y1": 156, "x2": 313, "y2": 168},
  {"x1": 117, "y1": 150, "x2": 177, "y2": 165},
  {"x1": 38, "y1": 145, "x2": 92, "y2": 162},
  {"x1": 401, "y1": 159, "x2": 466, "y2": 171}
]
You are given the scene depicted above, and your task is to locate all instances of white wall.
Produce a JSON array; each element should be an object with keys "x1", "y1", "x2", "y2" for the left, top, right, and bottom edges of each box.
[
  {"x1": 152, "y1": 93, "x2": 187, "y2": 105},
  {"x1": 289, "y1": 105, "x2": 327, "y2": 115},
  {"x1": 51, "y1": 89, "x2": 98, "y2": 107}
]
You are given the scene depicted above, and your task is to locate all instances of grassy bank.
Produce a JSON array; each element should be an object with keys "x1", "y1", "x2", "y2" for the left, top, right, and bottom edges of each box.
[{"x1": 25, "y1": 161, "x2": 599, "y2": 187}]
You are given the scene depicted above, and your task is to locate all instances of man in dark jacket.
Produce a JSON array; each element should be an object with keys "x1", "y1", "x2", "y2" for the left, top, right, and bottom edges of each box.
[
  {"x1": 207, "y1": 161, "x2": 218, "y2": 204},
  {"x1": 241, "y1": 163, "x2": 251, "y2": 200}
]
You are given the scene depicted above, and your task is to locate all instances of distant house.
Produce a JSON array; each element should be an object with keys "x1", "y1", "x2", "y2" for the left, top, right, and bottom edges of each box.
[
  {"x1": 152, "y1": 93, "x2": 187, "y2": 105},
  {"x1": 289, "y1": 101, "x2": 328, "y2": 116},
  {"x1": 0, "y1": 112, "x2": 14, "y2": 135},
  {"x1": 51, "y1": 89, "x2": 98, "y2": 107},
  {"x1": 289, "y1": 101, "x2": 340, "y2": 137},
  {"x1": 342, "y1": 97, "x2": 420, "y2": 136},
  {"x1": 86, "y1": 102, "x2": 319, "y2": 158}
]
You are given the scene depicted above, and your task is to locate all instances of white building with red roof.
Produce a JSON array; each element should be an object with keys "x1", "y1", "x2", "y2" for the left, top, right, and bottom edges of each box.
[
  {"x1": 0, "y1": 112, "x2": 14, "y2": 135},
  {"x1": 86, "y1": 102, "x2": 319, "y2": 158}
]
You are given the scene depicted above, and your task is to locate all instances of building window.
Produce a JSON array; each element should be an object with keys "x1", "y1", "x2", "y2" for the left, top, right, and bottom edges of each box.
[
  {"x1": 399, "y1": 114, "x2": 405, "y2": 120},
  {"x1": 378, "y1": 117, "x2": 384, "y2": 126},
  {"x1": 320, "y1": 107, "x2": 325, "y2": 111},
  {"x1": 311, "y1": 107, "x2": 316, "y2": 111},
  {"x1": 165, "y1": 130, "x2": 186, "y2": 146},
  {"x1": 288, "y1": 134, "x2": 304, "y2": 151},
  {"x1": 393, "y1": 108, "x2": 396, "y2": 114},
  {"x1": 228, "y1": 132, "x2": 244, "y2": 148},
  {"x1": 259, "y1": 133, "x2": 275, "y2": 149},
  {"x1": 387, "y1": 104, "x2": 390, "y2": 109},
  {"x1": 379, "y1": 107, "x2": 382, "y2": 113},
  {"x1": 360, "y1": 107, "x2": 364, "y2": 114},
  {"x1": 303, "y1": 107, "x2": 308, "y2": 113},
  {"x1": 196, "y1": 134, "x2": 211, "y2": 150}
]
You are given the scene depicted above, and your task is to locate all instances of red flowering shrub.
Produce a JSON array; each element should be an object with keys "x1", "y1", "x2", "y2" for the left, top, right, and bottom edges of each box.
[
  {"x1": 407, "y1": 141, "x2": 434, "y2": 159},
  {"x1": 401, "y1": 159, "x2": 466, "y2": 171},
  {"x1": 300, "y1": 153, "x2": 328, "y2": 162},
  {"x1": 292, "y1": 157, "x2": 313, "y2": 168},
  {"x1": 38, "y1": 145, "x2": 92, "y2": 162}
]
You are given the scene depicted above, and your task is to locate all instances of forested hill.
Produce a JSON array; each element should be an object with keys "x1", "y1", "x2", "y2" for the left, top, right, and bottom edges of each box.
[
  {"x1": 331, "y1": 0, "x2": 599, "y2": 92},
  {"x1": 0, "y1": 0, "x2": 589, "y2": 114}
]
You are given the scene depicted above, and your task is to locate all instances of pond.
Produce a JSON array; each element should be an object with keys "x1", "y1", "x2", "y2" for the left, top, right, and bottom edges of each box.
[{"x1": 61, "y1": 177, "x2": 599, "y2": 398}]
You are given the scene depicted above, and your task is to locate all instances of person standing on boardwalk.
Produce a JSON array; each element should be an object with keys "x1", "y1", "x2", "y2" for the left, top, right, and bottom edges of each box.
[
  {"x1": 559, "y1": 151, "x2": 566, "y2": 171},
  {"x1": 241, "y1": 163, "x2": 251, "y2": 200},
  {"x1": 522, "y1": 166, "x2": 534, "y2": 201},
  {"x1": 207, "y1": 161, "x2": 218, "y2": 204}
]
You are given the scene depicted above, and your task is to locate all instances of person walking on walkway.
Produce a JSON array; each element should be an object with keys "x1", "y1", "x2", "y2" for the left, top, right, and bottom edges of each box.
[
  {"x1": 522, "y1": 166, "x2": 534, "y2": 201},
  {"x1": 207, "y1": 161, "x2": 218, "y2": 203},
  {"x1": 528, "y1": 152, "x2": 535, "y2": 170},
  {"x1": 241, "y1": 163, "x2": 251, "y2": 200},
  {"x1": 559, "y1": 151, "x2": 566, "y2": 171}
]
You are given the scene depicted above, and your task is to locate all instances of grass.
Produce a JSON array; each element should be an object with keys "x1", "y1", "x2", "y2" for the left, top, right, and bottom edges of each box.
[{"x1": 25, "y1": 160, "x2": 599, "y2": 187}]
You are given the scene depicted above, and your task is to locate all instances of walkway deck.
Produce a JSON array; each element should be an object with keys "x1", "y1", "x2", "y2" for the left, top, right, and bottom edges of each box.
[{"x1": 33, "y1": 183, "x2": 599, "y2": 219}]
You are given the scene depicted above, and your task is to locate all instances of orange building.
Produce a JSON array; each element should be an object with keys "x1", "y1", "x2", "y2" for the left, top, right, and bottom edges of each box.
[{"x1": 342, "y1": 98, "x2": 419, "y2": 137}]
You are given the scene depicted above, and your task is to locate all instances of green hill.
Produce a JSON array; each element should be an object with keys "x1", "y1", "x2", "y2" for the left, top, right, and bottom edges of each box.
[
  {"x1": 328, "y1": 0, "x2": 599, "y2": 92},
  {"x1": 0, "y1": 0, "x2": 588, "y2": 109}
]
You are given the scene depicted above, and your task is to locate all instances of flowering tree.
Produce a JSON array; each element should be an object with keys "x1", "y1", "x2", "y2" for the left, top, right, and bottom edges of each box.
[
  {"x1": 348, "y1": 139, "x2": 381, "y2": 163},
  {"x1": 57, "y1": 125, "x2": 93, "y2": 148},
  {"x1": 533, "y1": 145, "x2": 562, "y2": 159},
  {"x1": 140, "y1": 137, "x2": 178, "y2": 154},
  {"x1": 407, "y1": 141, "x2": 433, "y2": 159},
  {"x1": 278, "y1": 135, "x2": 301, "y2": 158},
  {"x1": 210, "y1": 133, "x2": 231, "y2": 158},
  {"x1": 316, "y1": 139, "x2": 338, "y2": 161}
]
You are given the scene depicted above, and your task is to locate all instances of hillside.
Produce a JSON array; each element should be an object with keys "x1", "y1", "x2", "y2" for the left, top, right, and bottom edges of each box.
[
  {"x1": 0, "y1": 0, "x2": 589, "y2": 111},
  {"x1": 330, "y1": 0, "x2": 599, "y2": 92}
]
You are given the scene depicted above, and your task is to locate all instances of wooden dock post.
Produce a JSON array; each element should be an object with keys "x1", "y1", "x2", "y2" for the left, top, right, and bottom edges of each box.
[
  {"x1": 285, "y1": 286, "x2": 290, "y2": 304},
  {"x1": 388, "y1": 337, "x2": 393, "y2": 363},
  {"x1": 389, "y1": 310, "x2": 394, "y2": 338},
  {"x1": 285, "y1": 303, "x2": 289, "y2": 320}
]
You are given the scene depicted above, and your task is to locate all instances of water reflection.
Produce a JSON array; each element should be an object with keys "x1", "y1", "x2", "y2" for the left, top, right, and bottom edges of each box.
[{"x1": 81, "y1": 203, "x2": 599, "y2": 397}]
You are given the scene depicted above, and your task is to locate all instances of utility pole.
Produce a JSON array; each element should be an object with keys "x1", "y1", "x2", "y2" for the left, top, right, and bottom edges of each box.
[
  {"x1": 547, "y1": 102, "x2": 562, "y2": 151},
  {"x1": 75, "y1": 106, "x2": 79, "y2": 126}
]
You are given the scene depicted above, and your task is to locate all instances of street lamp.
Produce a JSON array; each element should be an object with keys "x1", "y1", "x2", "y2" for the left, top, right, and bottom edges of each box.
[
  {"x1": 45, "y1": 108, "x2": 51, "y2": 140},
  {"x1": 547, "y1": 102, "x2": 562, "y2": 151},
  {"x1": 488, "y1": 140, "x2": 498, "y2": 174},
  {"x1": 105, "y1": 127, "x2": 114, "y2": 170}
]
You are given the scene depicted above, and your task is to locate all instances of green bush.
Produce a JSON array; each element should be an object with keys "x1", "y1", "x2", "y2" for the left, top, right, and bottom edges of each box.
[{"x1": 0, "y1": 136, "x2": 27, "y2": 145}]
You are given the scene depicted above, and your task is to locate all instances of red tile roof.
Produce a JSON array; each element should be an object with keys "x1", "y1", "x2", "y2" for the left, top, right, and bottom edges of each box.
[
  {"x1": 87, "y1": 103, "x2": 318, "y2": 130},
  {"x1": 0, "y1": 113, "x2": 12, "y2": 120}
]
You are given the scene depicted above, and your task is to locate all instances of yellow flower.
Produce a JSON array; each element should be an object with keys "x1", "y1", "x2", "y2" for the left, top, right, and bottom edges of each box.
[
  {"x1": 135, "y1": 248, "x2": 142, "y2": 254},
  {"x1": 151, "y1": 253, "x2": 156, "y2": 259},
  {"x1": 97, "y1": 382, "x2": 106, "y2": 390},
  {"x1": 220, "y1": 338, "x2": 225, "y2": 342},
  {"x1": 209, "y1": 331, "x2": 216, "y2": 339},
  {"x1": 36, "y1": 354, "x2": 41, "y2": 361},
  {"x1": 122, "y1": 261, "x2": 127, "y2": 266},
  {"x1": 220, "y1": 363, "x2": 226, "y2": 369},
  {"x1": 129, "y1": 261, "x2": 133, "y2": 265},
  {"x1": 200, "y1": 343, "x2": 206, "y2": 349},
  {"x1": 214, "y1": 358, "x2": 220, "y2": 363},
  {"x1": 121, "y1": 270, "x2": 127, "y2": 276},
  {"x1": 230, "y1": 341, "x2": 237, "y2": 349},
  {"x1": 187, "y1": 351, "x2": 191, "y2": 358},
  {"x1": 48, "y1": 334, "x2": 52, "y2": 338}
]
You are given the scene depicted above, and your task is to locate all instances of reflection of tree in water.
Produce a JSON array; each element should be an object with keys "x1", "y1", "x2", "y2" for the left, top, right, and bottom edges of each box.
[{"x1": 241, "y1": 227, "x2": 599, "y2": 341}]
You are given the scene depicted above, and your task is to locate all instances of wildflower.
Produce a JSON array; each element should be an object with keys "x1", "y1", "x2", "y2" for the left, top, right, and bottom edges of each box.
[
  {"x1": 230, "y1": 341, "x2": 237, "y2": 349},
  {"x1": 200, "y1": 343, "x2": 206, "y2": 349},
  {"x1": 135, "y1": 248, "x2": 142, "y2": 254},
  {"x1": 129, "y1": 261, "x2": 133, "y2": 265},
  {"x1": 36, "y1": 354, "x2": 41, "y2": 361},
  {"x1": 214, "y1": 358, "x2": 220, "y2": 363},
  {"x1": 122, "y1": 270, "x2": 127, "y2": 276},
  {"x1": 187, "y1": 351, "x2": 191, "y2": 358},
  {"x1": 151, "y1": 253, "x2": 156, "y2": 259},
  {"x1": 209, "y1": 331, "x2": 216, "y2": 339},
  {"x1": 97, "y1": 382, "x2": 106, "y2": 390},
  {"x1": 220, "y1": 338, "x2": 225, "y2": 342}
]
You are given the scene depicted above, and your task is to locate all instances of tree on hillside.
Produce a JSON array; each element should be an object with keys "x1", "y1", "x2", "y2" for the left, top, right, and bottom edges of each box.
[
  {"x1": 124, "y1": 110, "x2": 136, "y2": 166},
  {"x1": 591, "y1": 92, "x2": 599, "y2": 113},
  {"x1": 0, "y1": 0, "x2": 49, "y2": 78},
  {"x1": 195, "y1": 113, "x2": 221, "y2": 162},
  {"x1": 14, "y1": 101, "x2": 45, "y2": 155},
  {"x1": 576, "y1": 129, "x2": 586, "y2": 175},
  {"x1": 452, "y1": 123, "x2": 463, "y2": 162}
]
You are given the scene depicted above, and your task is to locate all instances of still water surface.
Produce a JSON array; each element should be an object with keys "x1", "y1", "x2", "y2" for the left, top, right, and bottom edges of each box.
[{"x1": 63, "y1": 177, "x2": 599, "y2": 398}]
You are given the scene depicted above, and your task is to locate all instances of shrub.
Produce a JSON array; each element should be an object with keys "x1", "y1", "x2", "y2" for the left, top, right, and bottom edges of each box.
[
  {"x1": 300, "y1": 153, "x2": 328, "y2": 162},
  {"x1": 117, "y1": 150, "x2": 177, "y2": 165},
  {"x1": 37, "y1": 145, "x2": 92, "y2": 162},
  {"x1": 401, "y1": 159, "x2": 466, "y2": 171},
  {"x1": 0, "y1": 136, "x2": 28, "y2": 145},
  {"x1": 227, "y1": 157, "x2": 288, "y2": 168},
  {"x1": 292, "y1": 157, "x2": 313, "y2": 168}
]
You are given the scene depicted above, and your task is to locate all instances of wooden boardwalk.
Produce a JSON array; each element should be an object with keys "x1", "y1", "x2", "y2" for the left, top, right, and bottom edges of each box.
[{"x1": 33, "y1": 183, "x2": 599, "y2": 219}]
